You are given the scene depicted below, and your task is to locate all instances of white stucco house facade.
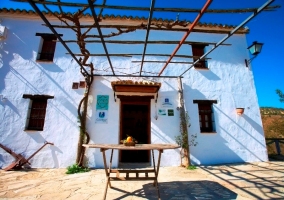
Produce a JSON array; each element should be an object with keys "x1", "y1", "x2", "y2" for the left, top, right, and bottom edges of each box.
[{"x1": 0, "y1": 8, "x2": 268, "y2": 169}]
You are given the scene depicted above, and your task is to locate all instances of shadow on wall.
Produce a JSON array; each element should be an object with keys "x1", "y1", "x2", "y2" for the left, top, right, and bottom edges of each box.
[
  {"x1": 0, "y1": 42, "x2": 13, "y2": 91},
  {"x1": 196, "y1": 68, "x2": 221, "y2": 81},
  {"x1": 38, "y1": 60, "x2": 64, "y2": 72},
  {"x1": 183, "y1": 85, "x2": 206, "y2": 100},
  {"x1": 0, "y1": 30, "x2": 38, "y2": 91},
  {"x1": 191, "y1": 133, "x2": 245, "y2": 165},
  {"x1": 111, "y1": 180, "x2": 237, "y2": 200},
  {"x1": 0, "y1": 99, "x2": 20, "y2": 116},
  {"x1": 27, "y1": 132, "x2": 62, "y2": 168},
  {"x1": 242, "y1": 114, "x2": 264, "y2": 136},
  {"x1": 2, "y1": 31, "x2": 72, "y2": 101},
  {"x1": 9, "y1": 66, "x2": 77, "y2": 126},
  {"x1": 179, "y1": 86, "x2": 265, "y2": 164},
  {"x1": 214, "y1": 107, "x2": 266, "y2": 162}
]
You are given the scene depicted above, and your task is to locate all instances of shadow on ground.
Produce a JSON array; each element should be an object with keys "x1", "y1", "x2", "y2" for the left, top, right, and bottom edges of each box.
[
  {"x1": 110, "y1": 180, "x2": 237, "y2": 200},
  {"x1": 269, "y1": 154, "x2": 284, "y2": 161}
]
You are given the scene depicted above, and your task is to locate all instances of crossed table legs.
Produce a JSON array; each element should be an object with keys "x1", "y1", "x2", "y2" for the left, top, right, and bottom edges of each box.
[{"x1": 100, "y1": 148, "x2": 163, "y2": 200}]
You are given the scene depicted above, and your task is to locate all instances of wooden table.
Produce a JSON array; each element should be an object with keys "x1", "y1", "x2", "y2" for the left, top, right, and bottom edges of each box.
[{"x1": 83, "y1": 144, "x2": 179, "y2": 200}]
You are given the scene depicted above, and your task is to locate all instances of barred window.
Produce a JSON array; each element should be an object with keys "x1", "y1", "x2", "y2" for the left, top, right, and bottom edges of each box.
[
  {"x1": 193, "y1": 100, "x2": 217, "y2": 133},
  {"x1": 23, "y1": 94, "x2": 54, "y2": 131},
  {"x1": 192, "y1": 45, "x2": 207, "y2": 69},
  {"x1": 28, "y1": 99, "x2": 47, "y2": 130},
  {"x1": 36, "y1": 33, "x2": 62, "y2": 62}
]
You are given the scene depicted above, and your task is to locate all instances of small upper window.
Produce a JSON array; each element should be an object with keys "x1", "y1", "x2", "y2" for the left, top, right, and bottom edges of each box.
[
  {"x1": 193, "y1": 100, "x2": 217, "y2": 133},
  {"x1": 36, "y1": 33, "x2": 61, "y2": 62},
  {"x1": 192, "y1": 45, "x2": 207, "y2": 69},
  {"x1": 23, "y1": 94, "x2": 54, "y2": 131}
]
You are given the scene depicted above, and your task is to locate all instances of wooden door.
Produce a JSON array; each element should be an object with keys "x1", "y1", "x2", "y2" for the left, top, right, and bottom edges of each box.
[{"x1": 119, "y1": 96, "x2": 152, "y2": 163}]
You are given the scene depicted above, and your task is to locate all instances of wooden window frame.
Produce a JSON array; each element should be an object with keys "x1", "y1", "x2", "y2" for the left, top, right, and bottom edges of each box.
[
  {"x1": 192, "y1": 44, "x2": 208, "y2": 69},
  {"x1": 193, "y1": 100, "x2": 217, "y2": 133},
  {"x1": 36, "y1": 33, "x2": 62, "y2": 63},
  {"x1": 23, "y1": 94, "x2": 54, "y2": 131}
]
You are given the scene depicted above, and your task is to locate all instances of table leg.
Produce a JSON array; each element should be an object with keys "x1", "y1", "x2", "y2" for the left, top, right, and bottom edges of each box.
[
  {"x1": 108, "y1": 149, "x2": 114, "y2": 188},
  {"x1": 156, "y1": 150, "x2": 163, "y2": 179},
  {"x1": 152, "y1": 150, "x2": 161, "y2": 200},
  {"x1": 101, "y1": 148, "x2": 113, "y2": 200}
]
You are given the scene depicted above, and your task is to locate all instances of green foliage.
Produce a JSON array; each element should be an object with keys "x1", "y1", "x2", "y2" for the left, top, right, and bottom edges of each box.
[
  {"x1": 175, "y1": 111, "x2": 191, "y2": 149},
  {"x1": 175, "y1": 133, "x2": 198, "y2": 149},
  {"x1": 276, "y1": 89, "x2": 284, "y2": 103},
  {"x1": 66, "y1": 164, "x2": 90, "y2": 174},
  {"x1": 187, "y1": 165, "x2": 197, "y2": 170}
]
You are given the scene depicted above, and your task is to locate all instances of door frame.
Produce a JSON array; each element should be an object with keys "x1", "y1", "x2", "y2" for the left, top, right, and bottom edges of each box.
[{"x1": 118, "y1": 95, "x2": 153, "y2": 163}]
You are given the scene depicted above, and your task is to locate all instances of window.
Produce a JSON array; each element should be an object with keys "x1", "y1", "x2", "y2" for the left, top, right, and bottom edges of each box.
[
  {"x1": 192, "y1": 45, "x2": 207, "y2": 69},
  {"x1": 36, "y1": 33, "x2": 62, "y2": 62},
  {"x1": 193, "y1": 100, "x2": 217, "y2": 133},
  {"x1": 23, "y1": 94, "x2": 54, "y2": 131}
]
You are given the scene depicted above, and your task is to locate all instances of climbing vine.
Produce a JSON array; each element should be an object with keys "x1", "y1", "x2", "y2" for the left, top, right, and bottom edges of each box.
[
  {"x1": 43, "y1": 3, "x2": 96, "y2": 166},
  {"x1": 175, "y1": 110, "x2": 197, "y2": 167}
]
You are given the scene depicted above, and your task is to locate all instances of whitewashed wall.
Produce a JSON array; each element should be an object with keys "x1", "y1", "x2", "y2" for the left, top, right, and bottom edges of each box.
[{"x1": 0, "y1": 15, "x2": 268, "y2": 169}]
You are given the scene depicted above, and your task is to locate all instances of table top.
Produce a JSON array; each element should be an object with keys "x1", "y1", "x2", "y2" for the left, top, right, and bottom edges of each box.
[{"x1": 83, "y1": 144, "x2": 180, "y2": 150}]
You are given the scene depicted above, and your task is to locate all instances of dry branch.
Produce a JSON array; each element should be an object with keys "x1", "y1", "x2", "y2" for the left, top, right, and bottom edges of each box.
[
  {"x1": 68, "y1": 53, "x2": 211, "y2": 59},
  {"x1": 45, "y1": 23, "x2": 246, "y2": 34},
  {"x1": 62, "y1": 39, "x2": 231, "y2": 46}
]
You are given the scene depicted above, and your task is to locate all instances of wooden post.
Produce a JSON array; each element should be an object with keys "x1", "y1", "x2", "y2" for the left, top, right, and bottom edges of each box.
[
  {"x1": 177, "y1": 77, "x2": 191, "y2": 167},
  {"x1": 275, "y1": 140, "x2": 281, "y2": 155}
]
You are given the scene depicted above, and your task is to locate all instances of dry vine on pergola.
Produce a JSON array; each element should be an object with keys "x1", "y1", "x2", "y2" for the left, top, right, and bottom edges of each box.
[{"x1": 12, "y1": 0, "x2": 278, "y2": 166}]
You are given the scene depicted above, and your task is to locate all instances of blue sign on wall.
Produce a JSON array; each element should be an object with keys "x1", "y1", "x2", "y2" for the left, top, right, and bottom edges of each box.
[{"x1": 96, "y1": 95, "x2": 109, "y2": 110}]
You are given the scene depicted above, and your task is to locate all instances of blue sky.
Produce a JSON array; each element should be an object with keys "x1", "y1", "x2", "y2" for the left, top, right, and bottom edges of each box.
[{"x1": 1, "y1": 0, "x2": 283, "y2": 108}]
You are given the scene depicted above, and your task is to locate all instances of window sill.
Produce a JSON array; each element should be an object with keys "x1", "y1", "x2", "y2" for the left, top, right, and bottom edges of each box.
[
  {"x1": 200, "y1": 132, "x2": 217, "y2": 134},
  {"x1": 24, "y1": 129, "x2": 43, "y2": 132},
  {"x1": 36, "y1": 59, "x2": 54, "y2": 63},
  {"x1": 194, "y1": 67, "x2": 209, "y2": 70}
]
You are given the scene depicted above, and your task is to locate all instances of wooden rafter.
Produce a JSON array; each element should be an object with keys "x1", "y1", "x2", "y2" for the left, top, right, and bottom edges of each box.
[
  {"x1": 11, "y1": 0, "x2": 280, "y2": 13},
  {"x1": 140, "y1": 0, "x2": 155, "y2": 76},
  {"x1": 11, "y1": 0, "x2": 278, "y2": 77},
  {"x1": 63, "y1": 40, "x2": 231, "y2": 46},
  {"x1": 158, "y1": 0, "x2": 213, "y2": 76},
  {"x1": 132, "y1": 61, "x2": 194, "y2": 64},
  {"x1": 180, "y1": 0, "x2": 275, "y2": 77},
  {"x1": 88, "y1": 0, "x2": 115, "y2": 75},
  {"x1": 67, "y1": 53, "x2": 211, "y2": 59}
]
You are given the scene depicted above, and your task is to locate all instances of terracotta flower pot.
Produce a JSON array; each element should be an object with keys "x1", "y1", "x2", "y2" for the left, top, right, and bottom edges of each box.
[{"x1": 236, "y1": 108, "x2": 244, "y2": 115}]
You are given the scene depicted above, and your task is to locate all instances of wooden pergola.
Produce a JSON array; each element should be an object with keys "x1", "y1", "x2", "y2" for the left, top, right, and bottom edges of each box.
[
  {"x1": 9, "y1": 0, "x2": 279, "y2": 166},
  {"x1": 11, "y1": 0, "x2": 278, "y2": 78}
]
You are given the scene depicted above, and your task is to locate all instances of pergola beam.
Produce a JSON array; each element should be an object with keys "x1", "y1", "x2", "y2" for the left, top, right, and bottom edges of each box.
[
  {"x1": 132, "y1": 61, "x2": 194, "y2": 64},
  {"x1": 158, "y1": 0, "x2": 213, "y2": 76},
  {"x1": 140, "y1": 0, "x2": 155, "y2": 76},
  {"x1": 93, "y1": 74, "x2": 180, "y2": 78},
  {"x1": 88, "y1": 0, "x2": 115, "y2": 75},
  {"x1": 12, "y1": 0, "x2": 279, "y2": 13},
  {"x1": 180, "y1": 0, "x2": 275, "y2": 77}
]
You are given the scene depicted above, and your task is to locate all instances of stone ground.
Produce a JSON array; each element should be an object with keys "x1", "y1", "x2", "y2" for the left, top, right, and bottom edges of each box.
[{"x1": 0, "y1": 161, "x2": 283, "y2": 200}]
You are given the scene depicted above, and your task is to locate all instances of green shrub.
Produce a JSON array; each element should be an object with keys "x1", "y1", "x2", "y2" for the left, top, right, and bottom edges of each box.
[
  {"x1": 187, "y1": 165, "x2": 197, "y2": 170},
  {"x1": 66, "y1": 164, "x2": 90, "y2": 174}
]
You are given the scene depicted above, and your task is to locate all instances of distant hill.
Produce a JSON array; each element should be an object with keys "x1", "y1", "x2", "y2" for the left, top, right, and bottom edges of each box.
[
  {"x1": 260, "y1": 107, "x2": 284, "y2": 116},
  {"x1": 260, "y1": 107, "x2": 284, "y2": 156}
]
